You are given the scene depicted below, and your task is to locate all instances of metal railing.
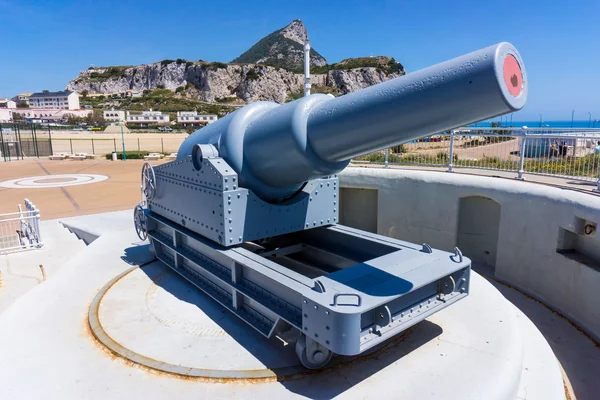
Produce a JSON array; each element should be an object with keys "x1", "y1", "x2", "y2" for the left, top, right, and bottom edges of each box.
[
  {"x1": 351, "y1": 128, "x2": 600, "y2": 190},
  {"x1": 0, "y1": 199, "x2": 43, "y2": 254}
]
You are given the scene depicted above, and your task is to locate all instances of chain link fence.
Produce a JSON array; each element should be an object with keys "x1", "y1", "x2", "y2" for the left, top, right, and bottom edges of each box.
[{"x1": 50, "y1": 137, "x2": 184, "y2": 156}]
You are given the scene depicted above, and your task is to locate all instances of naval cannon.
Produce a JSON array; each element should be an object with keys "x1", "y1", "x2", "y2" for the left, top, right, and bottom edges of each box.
[{"x1": 135, "y1": 42, "x2": 526, "y2": 369}]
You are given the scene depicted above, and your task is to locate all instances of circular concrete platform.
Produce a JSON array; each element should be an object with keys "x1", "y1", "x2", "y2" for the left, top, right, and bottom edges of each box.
[
  {"x1": 89, "y1": 259, "x2": 565, "y2": 399},
  {"x1": 90, "y1": 262, "x2": 418, "y2": 379},
  {"x1": 0, "y1": 174, "x2": 108, "y2": 188},
  {"x1": 0, "y1": 224, "x2": 567, "y2": 399}
]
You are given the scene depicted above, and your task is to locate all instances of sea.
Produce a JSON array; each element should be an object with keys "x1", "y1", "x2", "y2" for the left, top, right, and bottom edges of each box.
[{"x1": 469, "y1": 120, "x2": 599, "y2": 129}]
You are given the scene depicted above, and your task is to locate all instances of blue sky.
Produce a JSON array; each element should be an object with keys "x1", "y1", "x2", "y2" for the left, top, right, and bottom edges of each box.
[{"x1": 1, "y1": 0, "x2": 598, "y2": 120}]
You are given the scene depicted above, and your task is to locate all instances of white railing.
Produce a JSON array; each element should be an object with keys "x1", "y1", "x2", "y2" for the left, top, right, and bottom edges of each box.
[
  {"x1": 351, "y1": 128, "x2": 600, "y2": 190},
  {"x1": 0, "y1": 199, "x2": 43, "y2": 254}
]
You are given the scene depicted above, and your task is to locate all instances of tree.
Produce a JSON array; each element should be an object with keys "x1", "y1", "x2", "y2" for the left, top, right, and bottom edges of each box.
[
  {"x1": 84, "y1": 109, "x2": 105, "y2": 125},
  {"x1": 65, "y1": 113, "x2": 85, "y2": 124},
  {"x1": 42, "y1": 89, "x2": 49, "y2": 93},
  {"x1": 81, "y1": 90, "x2": 89, "y2": 98},
  {"x1": 16, "y1": 101, "x2": 28, "y2": 108},
  {"x1": 13, "y1": 112, "x2": 24, "y2": 121}
]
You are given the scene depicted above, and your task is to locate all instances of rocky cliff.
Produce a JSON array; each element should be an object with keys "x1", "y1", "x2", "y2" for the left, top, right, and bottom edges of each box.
[
  {"x1": 66, "y1": 20, "x2": 406, "y2": 104},
  {"x1": 231, "y1": 19, "x2": 327, "y2": 70},
  {"x1": 67, "y1": 62, "x2": 404, "y2": 104}
]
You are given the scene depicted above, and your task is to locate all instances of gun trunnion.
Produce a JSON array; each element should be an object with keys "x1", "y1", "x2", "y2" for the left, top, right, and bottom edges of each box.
[{"x1": 134, "y1": 42, "x2": 526, "y2": 369}]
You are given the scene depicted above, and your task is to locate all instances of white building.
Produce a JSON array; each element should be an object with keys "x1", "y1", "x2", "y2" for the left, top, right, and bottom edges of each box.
[
  {"x1": 29, "y1": 91, "x2": 80, "y2": 110},
  {"x1": 12, "y1": 93, "x2": 31, "y2": 105},
  {"x1": 126, "y1": 109, "x2": 170, "y2": 125},
  {"x1": 0, "y1": 99, "x2": 17, "y2": 109},
  {"x1": 0, "y1": 109, "x2": 13, "y2": 122},
  {"x1": 12, "y1": 108, "x2": 91, "y2": 122},
  {"x1": 103, "y1": 108, "x2": 126, "y2": 122},
  {"x1": 176, "y1": 111, "x2": 217, "y2": 126}
]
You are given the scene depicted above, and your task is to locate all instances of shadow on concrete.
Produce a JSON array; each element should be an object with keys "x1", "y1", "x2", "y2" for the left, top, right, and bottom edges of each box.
[
  {"x1": 565, "y1": 180, "x2": 598, "y2": 187},
  {"x1": 473, "y1": 262, "x2": 600, "y2": 400},
  {"x1": 140, "y1": 261, "x2": 441, "y2": 398},
  {"x1": 121, "y1": 243, "x2": 156, "y2": 266},
  {"x1": 281, "y1": 320, "x2": 442, "y2": 399}
]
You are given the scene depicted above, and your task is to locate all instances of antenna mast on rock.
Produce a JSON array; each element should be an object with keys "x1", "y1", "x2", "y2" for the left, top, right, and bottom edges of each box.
[{"x1": 303, "y1": 40, "x2": 311, "y2": 96}]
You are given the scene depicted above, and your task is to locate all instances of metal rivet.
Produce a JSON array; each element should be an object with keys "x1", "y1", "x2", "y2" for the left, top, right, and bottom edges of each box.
[
  {"x1": 303, "y1": 300, "x2": 307, "y2": 304},
  {"x1": 314, "y1": 305, "x2": 318, "y2": 310},
  {"x1": 325, "y1": 311, "x2": 329, "y2": 315}
]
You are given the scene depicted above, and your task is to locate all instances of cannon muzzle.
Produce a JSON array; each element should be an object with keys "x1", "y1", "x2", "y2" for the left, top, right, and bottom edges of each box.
[{"x1": 179, "y1": 42, "x2": 527, "y2": 202}]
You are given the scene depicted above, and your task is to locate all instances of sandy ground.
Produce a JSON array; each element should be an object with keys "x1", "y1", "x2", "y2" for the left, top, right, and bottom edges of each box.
[
  {"x1": 48, "y1": 132, "x2": 188, "y2": 155},
  {"x1": 0, "y1": 159, "x2": 167, "y2": 219}
]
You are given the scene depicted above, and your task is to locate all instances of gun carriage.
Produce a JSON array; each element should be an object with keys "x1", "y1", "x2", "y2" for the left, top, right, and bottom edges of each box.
[{"x1": 134, "y1": 42, "x2": 527, "y2": 369}]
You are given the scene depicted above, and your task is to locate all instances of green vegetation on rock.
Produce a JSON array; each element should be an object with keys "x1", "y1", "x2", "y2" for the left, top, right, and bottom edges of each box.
[{"x1": 87, "y1": 67, "x2": 129, "y2": 81}]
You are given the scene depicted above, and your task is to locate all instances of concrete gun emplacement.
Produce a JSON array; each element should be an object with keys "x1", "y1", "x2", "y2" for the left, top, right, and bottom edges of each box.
[{"x1": 135, "y1": 42, "x2": 527, "y2": 369}]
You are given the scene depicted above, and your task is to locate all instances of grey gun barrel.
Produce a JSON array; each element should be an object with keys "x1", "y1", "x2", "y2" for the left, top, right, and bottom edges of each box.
[{"x1": 179, "y1": 42, "x2": 527, "y2": 202}]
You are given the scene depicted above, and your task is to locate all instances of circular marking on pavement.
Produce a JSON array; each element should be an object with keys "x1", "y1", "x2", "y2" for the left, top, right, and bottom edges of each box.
[
  {"x1": 0, "y1": 174, "x2": 108, "y2": 189},
  {"x1": 32, "y1": 177, "x2": 78, "y2": 184},
  {"x1": 88, "y1": 263, "x2": 413, "y2": 381}
]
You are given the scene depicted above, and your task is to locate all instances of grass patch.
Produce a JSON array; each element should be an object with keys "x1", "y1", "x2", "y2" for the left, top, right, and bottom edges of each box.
[{"x1": 105, "y1": 151, "x2": 151, "y2": 160}]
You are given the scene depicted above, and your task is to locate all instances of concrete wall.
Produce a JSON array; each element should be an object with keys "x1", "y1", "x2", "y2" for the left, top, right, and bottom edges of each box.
[
  {"x1": 339, "y1": 187, "x2": 378, "y2": 233},
  {"x1": 457, "y1": 196, "x2": 501, "y2": 268},
  {"x1": 340, "y1": 167, "x2": 600, "y2": 341}
]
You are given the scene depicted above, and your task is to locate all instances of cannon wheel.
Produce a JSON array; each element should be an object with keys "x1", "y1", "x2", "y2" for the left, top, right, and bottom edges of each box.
[
  {"x1": 141, "y1": 162, "x2": 156, "y2": 201},
  {"x1": 134, "y1": 205, "x2": 148, "y2": 241},
  {"x1": 295, "y1": 334, "x2": 333, "y2": 370}
]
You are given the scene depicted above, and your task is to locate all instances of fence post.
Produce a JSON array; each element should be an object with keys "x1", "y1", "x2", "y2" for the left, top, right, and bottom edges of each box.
[
  {"x1": 138, "y1": 138, "x2": 140, "y2": 151},
  {"x1": 48, "y1": 124, "x2": 53, "y2": 155},
  {"x1": 0, "y1": 123, "x2": 5, "y2": 162},
  {"x1": 69, "y1": 138, "x2": 73, "y2": 154},
  {"x1": 161, "y1": 137, "x2": 164, "y2": 154},
  {"x1": 384, "y1": 148, "x2": 389, "y2": 168},
  {"x1": 33, "y1": 124, "x2": 40, "y2": 158},
  {"x1": 91, "y1": 138, "x2": 95, "y2": 155},
  {"x1": 447, "y1": 130, "x2": 455, "y2": 172},
  {"x1": 516, "y1": 128, "x2": 526, "y2": 180},
  {"x1": 114, "y1": 138, "x2": 117, "y2": 152}
]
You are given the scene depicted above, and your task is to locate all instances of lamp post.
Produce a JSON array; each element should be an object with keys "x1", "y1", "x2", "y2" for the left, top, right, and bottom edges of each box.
[
  {"x1": 120, "y1": 121, "x2": 126, "y2": 161},
  {"x1": 571, "y1": 110, "x2": 575, "y2": 128},
  {"x1": 588, "y1": 112, "x2": 592, "y2": 128}
]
